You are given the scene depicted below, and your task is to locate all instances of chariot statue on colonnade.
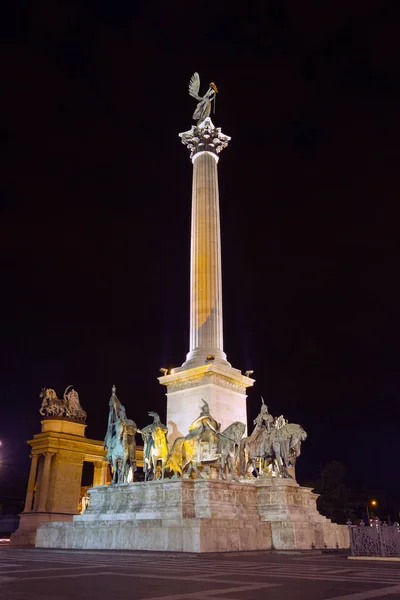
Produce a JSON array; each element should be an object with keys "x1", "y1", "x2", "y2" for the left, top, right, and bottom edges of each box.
[{"x1": 39, "y1": 386, "x2": 86, "y2": 421}]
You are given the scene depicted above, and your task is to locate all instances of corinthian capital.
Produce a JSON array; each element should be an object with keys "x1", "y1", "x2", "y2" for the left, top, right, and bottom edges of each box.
[{"x1": 179, "y1": 117, "x2": 231, "y2": 162}]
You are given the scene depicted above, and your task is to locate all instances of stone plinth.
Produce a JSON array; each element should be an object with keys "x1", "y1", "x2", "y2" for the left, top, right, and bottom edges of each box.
[
  {"x1": 249, "y1": 478, "x2": 350, "y2": 550},
  {"x1": 11, "y1": 418, "x2": 108, "y2": 547},
  {"x1": 35, "y1": 478, "x2": 349, "y2": 552},
  {"x1": 36, "y1": 480, "x2": 272, "y2": 553},
  {"x1": 160, "y1": 364, "x2": 254, "y2": 444}
]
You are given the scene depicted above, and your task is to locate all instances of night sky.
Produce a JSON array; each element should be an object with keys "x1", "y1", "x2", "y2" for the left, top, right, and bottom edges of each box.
[{"x1": 1, "y1": 2, "x2": 399, "y2": 502}]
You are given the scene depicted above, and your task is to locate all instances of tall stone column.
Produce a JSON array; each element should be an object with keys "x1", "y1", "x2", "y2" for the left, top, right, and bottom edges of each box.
[
  {"x1": 179, "y1": 118, "x2": 231, "y2": 368},
  {"x1": 37, "y1": 452, "x2": 53, "y2": 512},
  {"x1": 23, "y1": 453, "x2": 39, "y2": 513},
  {"x1": 160, "y1": 118, "x2": 254, "y2": 441}
]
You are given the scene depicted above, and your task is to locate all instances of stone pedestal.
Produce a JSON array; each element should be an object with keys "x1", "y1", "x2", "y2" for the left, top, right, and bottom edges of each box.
[
  {"x1": 35, "y1": 479, "x2": 349, "y2": 552},
  {"x1": 36, "y1": 480, "x2": 272, "y2": 552},
  {"x1": 248, "y1": 478, "x2": 350, "y2": 550},
  {"x1": 11, "y1": 418, "x2": 108, "y2": 546},
  {"x1": 160, "y1": 364, "x2": 254, "y2": 444}
]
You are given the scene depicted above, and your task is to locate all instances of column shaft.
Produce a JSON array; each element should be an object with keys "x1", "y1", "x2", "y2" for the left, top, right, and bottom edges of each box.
[
  {"x1": 189, "y1": 152, "x2": 225, "y2": 359},
  {"x1": 93, "y1": 462, "x2": 103, "y2": 486},
  {"x1": 37, "y1": 452, "x2": 53, "y2": 512},
  {"x1": 23, "y1": 454, "x2": 39, "y2": 513}
]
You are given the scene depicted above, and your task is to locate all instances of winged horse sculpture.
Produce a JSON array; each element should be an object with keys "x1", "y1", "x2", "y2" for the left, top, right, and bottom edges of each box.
[{"x1": 188, "y1": 72, "x2": 218, "y2": 125}]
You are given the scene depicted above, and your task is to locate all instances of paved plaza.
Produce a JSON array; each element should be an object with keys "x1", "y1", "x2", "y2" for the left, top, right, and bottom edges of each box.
[{"x1": 1, "y1": 548, "x2": 400, "y2": 600}]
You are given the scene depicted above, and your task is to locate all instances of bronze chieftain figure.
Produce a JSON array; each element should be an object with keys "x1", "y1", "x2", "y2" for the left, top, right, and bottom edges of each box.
[
  {"x1": 101, "y1": 389, "x2": 306, "y2": 483},
  {"x1": 239, "y1": 398, "x2": 307, "y2": 478},
  {"x1": 104, "y1": 386, "x2": 137, "y2": 484},
  {"x1": 166, "y1": 400, "x2": 245, "y2": 481},
  {"x1": 138, "y1": 412, "x2": 169, "y2": 481}
]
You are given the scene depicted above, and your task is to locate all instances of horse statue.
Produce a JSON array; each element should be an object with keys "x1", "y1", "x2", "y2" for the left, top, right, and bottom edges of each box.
[
  {"x1": 239, "y1": 400, "x2": 307, "y2": 479},
  {"x1": 39, "y1": 388, "x2": 66, "y2": 417},
  {"x1": 139, "y1": 412, "x2": 169, "y2": 481},
  {"x1": 104, "y1": 386, "x2": 137, "y2": 484},
  {"x1": 166, "y1": 400, "x2": 245, "y2": 481}
]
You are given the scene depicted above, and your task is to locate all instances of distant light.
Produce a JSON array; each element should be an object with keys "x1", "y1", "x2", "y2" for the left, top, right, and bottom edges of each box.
[
  {"x1": 371, "y1": 500, "x2": 378, "y2": 506},
  {"x1": 159, "y1": 367, "x2": 175, "y2": 376}
]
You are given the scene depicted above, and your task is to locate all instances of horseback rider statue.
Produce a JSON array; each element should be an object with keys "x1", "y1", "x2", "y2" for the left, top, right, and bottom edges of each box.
[
  {"x1": 139, "y1": 411, "x2": 169, "y2": 481},
  {"x1": 104, "y1": 385, "x2": 137, "y2": 484},
  {"x1": 185, "y1": 399, "x2": 221, "y2": 462},
  {"x1": 239, "y1": 397, "x2": 307, "y2": 479}
]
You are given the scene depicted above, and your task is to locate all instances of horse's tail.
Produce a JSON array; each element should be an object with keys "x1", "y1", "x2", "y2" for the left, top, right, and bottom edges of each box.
[
  {"x1": 63, "y1": 385, "x2": 73, "y2": 402},
  {"x1": 166, "y1": 437, "x2": 184, "y2": 473},
  {"x1": 238, "y1": 437, "x2": 247, "y2": 476}
]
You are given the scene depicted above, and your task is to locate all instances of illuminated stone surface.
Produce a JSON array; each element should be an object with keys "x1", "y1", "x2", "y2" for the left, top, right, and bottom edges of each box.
[
  {"x1": 10, "y1": 418, "x2": 108, "y2": 547},
  {"x1": 249, "y1": 478, "x2": 350, "y2": 550},
  {"x1": 160, "y1": 119, "x2": 254, "y2": 439},
  {"x1": 35, "y1": 479, "x2": 349, "y2": 551},
  {"x1": 161, "y1": 364, "x2": 253, "y2": 445},
  {"x1": 36, "y1": 479, "x2": 271, "y2": 552}
]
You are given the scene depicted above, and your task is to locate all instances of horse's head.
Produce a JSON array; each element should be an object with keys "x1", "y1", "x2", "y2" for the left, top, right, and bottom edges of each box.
[
  {"x1": 300, "y1": 429, "x2": 308, "y2": 441},
  {"x1": 148, "y1": 411, "x2": 160, "y2": 423}
]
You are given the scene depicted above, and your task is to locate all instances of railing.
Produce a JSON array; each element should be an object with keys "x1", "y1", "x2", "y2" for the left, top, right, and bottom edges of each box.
[{"x1": 348, "y1": 521, "x2": 400, "y2": 557}]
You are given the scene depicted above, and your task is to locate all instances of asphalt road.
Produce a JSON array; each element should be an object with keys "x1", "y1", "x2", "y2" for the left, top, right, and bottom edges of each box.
[{"x1": 1, "y1": 548, "x2": 400, "y2": 600}]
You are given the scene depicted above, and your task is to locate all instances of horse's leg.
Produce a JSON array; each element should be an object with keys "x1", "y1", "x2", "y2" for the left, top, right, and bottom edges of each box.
[
  {"x1": 228, "y1": 455, "x2": 240, "y2": 483},
  {"x1": 161, "y1": 459, "x2": 165, "y2": 481},
  {"x1": 113, "y1": 458, "x2": 118, "y2": 484},
  {"x1": 252, "y1": 458, "x2": 260, "y2": 478},
  {"x1": 193, "y1": 462, "x2": 204, "y2": 479},
  {"x1": 220, "y1": 457, "x2": 226, "y2": 481},
  {"x1": 185, "y1": 462, "x2": 193, "y2": 479}
]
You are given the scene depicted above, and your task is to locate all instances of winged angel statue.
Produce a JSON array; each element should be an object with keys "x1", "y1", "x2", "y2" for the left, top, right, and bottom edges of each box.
[{"x1": 188, "y1": 72, "x2": 218, "y2": 125}]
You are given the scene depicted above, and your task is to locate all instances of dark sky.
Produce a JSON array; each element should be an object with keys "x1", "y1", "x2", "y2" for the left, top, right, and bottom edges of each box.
[{"x1": 1, "y1": 1, "x2": 399, "y2": 500}]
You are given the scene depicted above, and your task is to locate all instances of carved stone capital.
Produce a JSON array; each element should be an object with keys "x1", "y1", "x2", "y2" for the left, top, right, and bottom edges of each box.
[{"x1": 179, "y1": 117, "x2": 230, "y2": 161}]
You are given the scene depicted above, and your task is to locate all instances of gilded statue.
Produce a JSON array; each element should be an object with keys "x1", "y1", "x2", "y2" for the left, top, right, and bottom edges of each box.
[
  {"x1": 139, "y1": 412, "x2": 169, "y2": 481},
  {"x1": 166, "y1": 400, "x2": 245, "y2": 481}
]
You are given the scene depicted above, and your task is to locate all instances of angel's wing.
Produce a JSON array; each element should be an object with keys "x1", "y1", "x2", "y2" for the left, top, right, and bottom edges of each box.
[{"x1": 188, "y1": 72, "x2": 202, "y2": 100}]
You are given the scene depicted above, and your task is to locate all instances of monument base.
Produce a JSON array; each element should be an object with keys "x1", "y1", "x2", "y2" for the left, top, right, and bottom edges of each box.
[
  {"x1": 10, "y1": 512, "x2": 75, "y2": 547},
  {"x1": 35, "y1": 479, "x2": 349, "y2": 552},
  {"x1": 159, "y1": 364, "x2": 254, "y2": 445},
  {"x1": 36, "y1": 480, "x2": 271, "y2": 552},
  {"x1": 249, "y1": 478, "x2": 350, "y2": 550}
]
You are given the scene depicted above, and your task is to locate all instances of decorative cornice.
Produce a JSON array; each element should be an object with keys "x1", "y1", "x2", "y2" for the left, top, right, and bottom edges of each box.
[
  {"x1": 179, "y1": 117, "x2": 231, "y2": 161},
  {"x1": 159, "y1": 363, "x2": 254, "y2": 394}
]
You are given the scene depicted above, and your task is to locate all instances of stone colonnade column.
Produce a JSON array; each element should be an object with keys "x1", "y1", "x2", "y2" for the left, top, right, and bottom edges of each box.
[
  {"x1": 23, "y1": 454, "x2": 39, "y2": 512},
  {"x1": 93, "y1": 461, "x2": 105, "y2": 486},
  {"x1": 179, "y1": 118, "x2": 231, "y2": 367},
  {"x1": 37, "y1": 452, "x2": 54, "y2": 512}
]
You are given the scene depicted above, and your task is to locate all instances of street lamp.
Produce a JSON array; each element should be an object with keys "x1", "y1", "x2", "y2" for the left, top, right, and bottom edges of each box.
[{"x1": 366, "y1": 499, "x2": 378, "y2": 522}]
